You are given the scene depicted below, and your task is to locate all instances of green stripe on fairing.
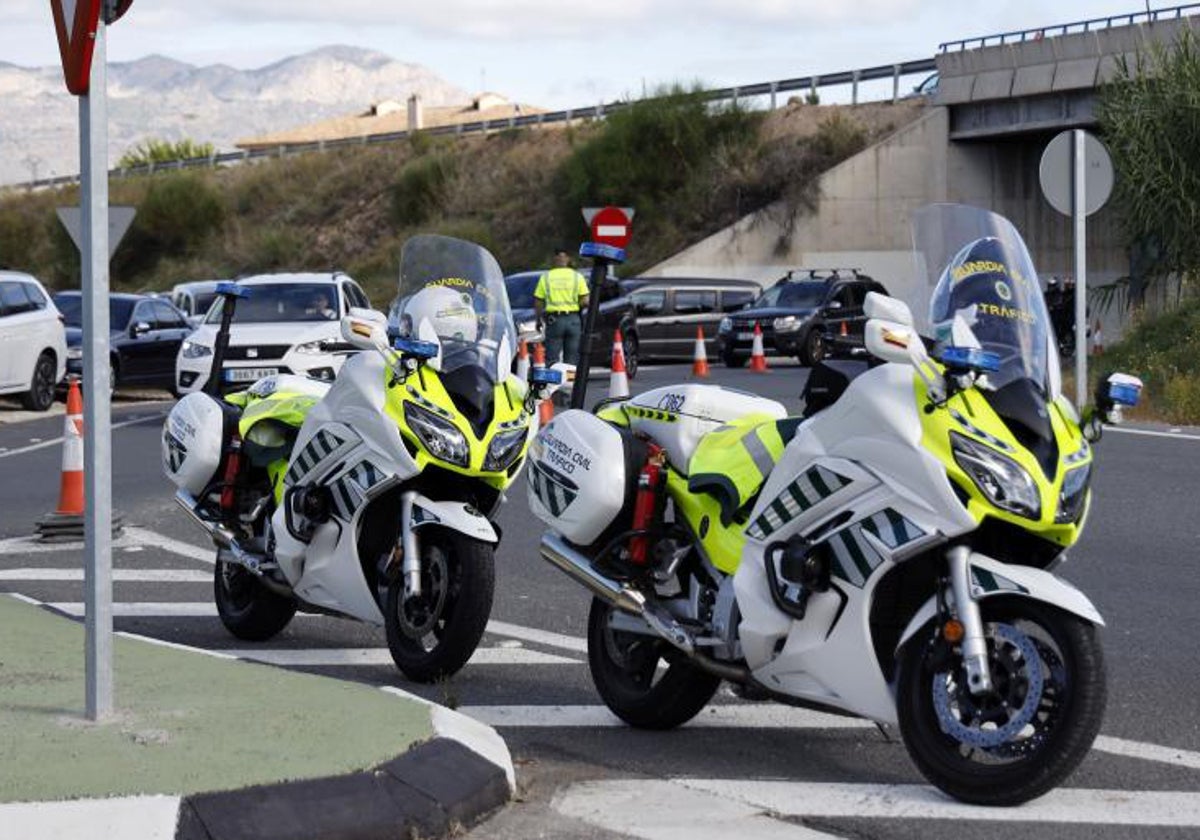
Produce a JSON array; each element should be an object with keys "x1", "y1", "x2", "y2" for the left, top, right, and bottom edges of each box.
[{"x1": 842, "y1": 531, "x2": 875, "y2": 580}]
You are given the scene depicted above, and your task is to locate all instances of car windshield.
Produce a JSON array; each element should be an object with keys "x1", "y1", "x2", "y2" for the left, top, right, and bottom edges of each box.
[
  {"x1": 393, "y1": 234, "x2": 517, "y2": 381},
  {"x1": 504, "y1": 274, "x2": 540, "y2": 310},
  {"x1": 192, "y1": 292, "x2": 218, "y2": 315},
  {"x1": 53, "y1": 294, "x2": 135, "y2": 329},
  {"x1": 204, "y1": 283, "x2": 340, "y2": 324},
  {"x1": 750, "y1": 282, "x2": 826, "y2": 309}
]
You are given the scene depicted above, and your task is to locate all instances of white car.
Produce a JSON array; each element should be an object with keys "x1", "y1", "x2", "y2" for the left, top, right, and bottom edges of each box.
[
  {"x1": 0, "y1": 271, "x2": 66, "y2": 410},
  {"x1": 169, "y1": 280, "x2": 223, "y2": 328},
  {"x1": 174, "y1": 272, "x2": 373, "y2": 395}
]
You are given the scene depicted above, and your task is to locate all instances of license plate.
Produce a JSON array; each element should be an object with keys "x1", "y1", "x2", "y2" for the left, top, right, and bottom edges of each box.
[
  {"x1": 736, "y1": 332, "x2": 754, "y2": 340},
  {"x1": 225, "y1": 367, "x2": 278, "y2": 383}
]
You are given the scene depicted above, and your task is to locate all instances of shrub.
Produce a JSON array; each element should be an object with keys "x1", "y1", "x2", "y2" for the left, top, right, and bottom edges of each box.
[
  {"x1": 115, "y1": 174, "x2": 224, "y2": 279},
  {"x1": 390, "y1": 153, "x2": 457, "y2": 227},
  {"x1": 118, "y1": 138, "x2": 216, "y2": 169}
]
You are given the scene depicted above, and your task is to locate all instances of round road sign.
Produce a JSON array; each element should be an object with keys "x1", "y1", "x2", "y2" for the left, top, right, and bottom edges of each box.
[
  {"x1": 590, "y1": 206, "x2": 633, "y2": 250},
  {"x1": 1039, "y1": 130, "x2": 1114, "y2": 217}
]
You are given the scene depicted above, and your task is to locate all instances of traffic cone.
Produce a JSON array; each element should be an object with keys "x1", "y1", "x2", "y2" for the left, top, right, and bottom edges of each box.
[
  {"x1": 839, "y1": 320, "x2": 849, "y2": 338},
  {"x1": 609, "y1": 329, "x2": 630, "y2": 398},
  {"x1": 35, "y1": 379, "x2": 121, "y2": 542},
  {"x1": 1091, "y1": 320, "x2": 1104, "y2": 355},
  {"x1": 692, "y1": 327, "x2": 710, "y2": 378},
  {"x1": 749, "y1": 322, "x2": 769, "y2": 372},
  {"x1": 515, "y1": 338, "x2": 530, "y2": 381},
  {"x1": 533, "y1": 342, "x2": 554, "y2": 424}
]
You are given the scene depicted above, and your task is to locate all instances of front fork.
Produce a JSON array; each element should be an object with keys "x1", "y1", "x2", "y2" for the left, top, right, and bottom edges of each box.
[
  {"x1": 399, "y1": 491, "x2": 422, "y2": 597},
  {"x1": 947, "y1": 545, "x2": 993, "y2": 695}
]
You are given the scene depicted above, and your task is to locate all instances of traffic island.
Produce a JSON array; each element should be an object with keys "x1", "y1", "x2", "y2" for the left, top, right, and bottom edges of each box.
[{"x1": 0, "y1": 594, "x2": 512, "y2": 840}]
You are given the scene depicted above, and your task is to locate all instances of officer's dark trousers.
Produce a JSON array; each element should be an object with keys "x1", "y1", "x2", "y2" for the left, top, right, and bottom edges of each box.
[{"x1": 545, "y1": 312, "x2": 582, "y2": 366}]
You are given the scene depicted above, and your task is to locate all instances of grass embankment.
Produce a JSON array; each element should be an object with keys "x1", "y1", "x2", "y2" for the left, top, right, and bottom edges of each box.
[{"x1": 0, "y1": 90, "x2": 920, "y2": 305}]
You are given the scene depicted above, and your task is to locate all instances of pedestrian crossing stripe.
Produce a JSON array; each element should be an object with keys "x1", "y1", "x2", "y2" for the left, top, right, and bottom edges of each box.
[
  {"x1": 746, "y1": 466, "x2": 849, "y2": 541},
  {"x1": 529, "y1": 460, "x2": 578, "y2": 517}
]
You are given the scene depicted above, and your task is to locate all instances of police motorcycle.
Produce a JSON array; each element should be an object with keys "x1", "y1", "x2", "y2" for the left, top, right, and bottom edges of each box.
[
  {"x1": 527, "y1": 204, "x2": 1142, "y2": 805},
  {"x1": 164, "y1": 234, "x2": 560, "y2": 681}
]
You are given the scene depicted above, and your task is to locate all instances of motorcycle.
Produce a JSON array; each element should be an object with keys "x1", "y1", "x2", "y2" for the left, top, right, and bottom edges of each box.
[
  {"x1": 163, "y1": 234, "x2": 560, "y2": 681},
  {"x1": 527, "y1": 204, "x2": 1142, "y2": 805}
]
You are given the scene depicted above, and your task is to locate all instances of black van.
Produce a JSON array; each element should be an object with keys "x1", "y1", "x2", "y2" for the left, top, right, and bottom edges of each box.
[{"x1": 620, "y1": 277, "x2": 760, "y2": 361}]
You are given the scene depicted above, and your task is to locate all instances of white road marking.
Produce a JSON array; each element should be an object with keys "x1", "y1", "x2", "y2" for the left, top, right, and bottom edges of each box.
[
  {"x1": 555, "y1": 779, "x2": 840, "y2": 840},
  {"x1": 0, "y1": 568, "x2": 210, "y2": 583},
  {"x1": 674, "y1": 779, "x2": 1200, "y2": 827},
  {"x1": 462, "y1": 704, "x2": 872, "y2": 730},
  {"x1": 1094, "y1": 735, "x2": 1200, "y2": 771},
  {"x1": 221, "y1": 646, "x2": 578, "y2": 667},
  {"x1": 0, "y1": 526, "x2": 210, "y2": 561},
  {"x1": 0, "y1": 795, "x2": 181, "y2": 840},
  {"x1": 121, "y1": 526, "x2": 213, "y2": 563},
  {"x1": 1107, "y1": 426, "x2": 1200, "y2": 442},
  {"x1": 486, "y1": 619, "x2": 588, "y2": 653},
  {"x1": 48, "y1": 601, "x2": 219, "y2": 617},
  {"x1": 0, "y1": 411, "x2": 168, "y2": 460}
]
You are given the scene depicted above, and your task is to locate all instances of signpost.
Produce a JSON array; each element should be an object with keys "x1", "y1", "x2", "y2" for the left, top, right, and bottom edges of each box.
[
  {"x1": 573, "y1": 207, "x2": 635, "y2": 409},
  {"x1": 1039, "y1": 129, "x2": 1114, "y2": 410},
  {"x1": 50, "y1": 0, "x2": 134, "y2": 721},
  {"x1": 57, "y1": 206, "x2": 135, "y2": 259}
]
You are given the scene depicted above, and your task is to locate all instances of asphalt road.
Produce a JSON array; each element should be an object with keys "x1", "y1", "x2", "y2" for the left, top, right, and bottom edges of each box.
[{"x1": 1, "y1": 361, "x2": 1198, "y2": 840}]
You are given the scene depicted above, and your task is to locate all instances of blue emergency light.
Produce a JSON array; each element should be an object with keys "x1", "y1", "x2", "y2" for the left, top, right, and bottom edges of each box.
[
  {"x1": 530, "y1": 367, "x2": 563, "y2": 386},
  {"x1": 215, "y1": 281, "x2": 249, "y2": 298},
  {"x1": 393, "y1": 337, "x2": 439, "y2": 359},
  {"x1": 939, "y1": 346, "x2": 1001, "y2": 373}
]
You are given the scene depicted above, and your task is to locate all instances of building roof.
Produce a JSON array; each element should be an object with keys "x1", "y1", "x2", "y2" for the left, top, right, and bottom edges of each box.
[{"x1": 236, "y1": 93, "x2": 546, "y2": 151}]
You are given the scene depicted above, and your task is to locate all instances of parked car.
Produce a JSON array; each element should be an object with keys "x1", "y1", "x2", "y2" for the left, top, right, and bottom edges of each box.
[
  {"x1": 175, "y1": 272, "x2": 372, "y2": 395},
  {"x1": 503, "y1": 270, "x2": 640, "y2": 377},
  {"x1": 0, "y1": 272, "x2": 66, "y2": 410},
  {"x1": 54, "y1": 291, "x2": 192, "y2": 396},
  {"x1": 620, "y1": 277, "x2": 760, "y2": 361},
  {"x1": 169, "y1": 280, "x2": 224, "y2": 328},
  {"x1": 716, "y1": 269, "x2": 888, "y2": 367}
]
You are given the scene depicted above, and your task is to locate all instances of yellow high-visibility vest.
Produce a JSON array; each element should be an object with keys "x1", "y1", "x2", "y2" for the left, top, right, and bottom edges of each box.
[{"x1": 534, "y1": 268, "x2": 589, "y2": 313}]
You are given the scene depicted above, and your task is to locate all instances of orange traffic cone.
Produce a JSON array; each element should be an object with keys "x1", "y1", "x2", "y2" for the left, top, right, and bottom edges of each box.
[
  {"x1": 749, "y1": 322, "x2": 769, "y2": 372},
  {"x1": 839, "y1": 320, "x2": 849, "y2": 338},
  {"x1": 692, "y1": 327, "x2": 710, "y2": 378},
  {"x1": 533, "y1": 342, "x2": 554, "y2": 424},
  {"x1": 609, "y1": 329, "x2": 630, "y2": 398},
  {"x1": 515, "y1": 338, "x2": 530, "y2": 381}
]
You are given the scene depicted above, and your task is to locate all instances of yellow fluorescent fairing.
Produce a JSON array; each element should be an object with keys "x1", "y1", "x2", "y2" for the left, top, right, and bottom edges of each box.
[
  {"x1": 666, "y1": 470, "x2": 747, "y2": 575},
  {"x1": 382, "y1": 366, "x2": 531, "y2": 490},
  {"x1": 916, "y1": 373, "x2": 1092, "y2": 547}
]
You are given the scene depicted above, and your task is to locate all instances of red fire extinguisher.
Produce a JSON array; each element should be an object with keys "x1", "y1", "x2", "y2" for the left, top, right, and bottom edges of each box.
[{"x1": 629, "y1": 443, "x2": 666, "y2": 566}]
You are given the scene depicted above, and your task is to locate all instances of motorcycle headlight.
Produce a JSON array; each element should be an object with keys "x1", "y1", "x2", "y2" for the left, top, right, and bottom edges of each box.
[
  {"x1": 404, "y1": 402, "x2": 469, "y2": 467},
  {"x1": 67, "y1": 346, "x2": 83, "y2": 360},
  {"x1": 773, "y1": 315, "x2": 801, "y2": 332},
  {"x1": 181, "y1": 339, "x2": 212, "y2": 359},
  {"x1": 718, "y1": 317, "x2": 732, "y2": 334},
  {"x1": 483, "y1": 426, "x2": 529, "y2": 472},
  {"x1": 1056, "y1": 462, "x2": 1091, "y2": 524},
  {"x1": 294, "y1": 340, "x2": 327, "y2": 355},
  {"x1": 950, "y1": 432, "x2": 1041, "y2": 520}
]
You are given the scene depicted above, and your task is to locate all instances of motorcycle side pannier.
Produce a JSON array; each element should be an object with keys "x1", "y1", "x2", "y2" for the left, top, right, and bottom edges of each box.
[
  {"x1": 527, "y1": 409, "x2": 647, "y2": 547},
  {"x1": 162, "y1": 393, "x2": 232, "y2": 496}
]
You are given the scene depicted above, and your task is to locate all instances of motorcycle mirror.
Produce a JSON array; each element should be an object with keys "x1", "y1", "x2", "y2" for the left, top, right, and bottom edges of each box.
[
  {"x1": 864, "y1": 292, "x2": 913, "y2": 327},
  {"x1": 340, "y1": 308, "x2": 390, "y2": 353}
]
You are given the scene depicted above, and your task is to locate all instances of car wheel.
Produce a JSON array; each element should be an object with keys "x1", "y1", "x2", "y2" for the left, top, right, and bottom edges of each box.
[
  {"x1": 799, "y1": 329, "x2": 825, "y2": 367},
  {"x1": 20, "y1": 352, "x2": 57, "y2": 412},
  {"x1": 623, "y1": 333, "x2": 639, "y2": 380}
]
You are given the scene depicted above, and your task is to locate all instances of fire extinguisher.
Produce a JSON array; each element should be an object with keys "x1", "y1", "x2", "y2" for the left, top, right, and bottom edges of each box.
[{"x1": 629, "y1": 443, "x2": 666, "y2": 566}]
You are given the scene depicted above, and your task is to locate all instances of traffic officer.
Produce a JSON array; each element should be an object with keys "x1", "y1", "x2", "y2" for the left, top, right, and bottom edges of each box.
[{"x1": 533, "y1": 246, "x2": 590, "y2": 365}]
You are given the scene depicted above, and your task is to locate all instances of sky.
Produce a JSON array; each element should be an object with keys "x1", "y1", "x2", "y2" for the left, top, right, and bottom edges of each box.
[{"x1": 4, "y1": 1, "x2": 1169, "y2": 107}]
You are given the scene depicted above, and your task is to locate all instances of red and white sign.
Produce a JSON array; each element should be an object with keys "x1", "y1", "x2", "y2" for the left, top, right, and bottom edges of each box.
[
  {"x1": 583, "y1": 206, "x2": 635, "y2": 250},
  {"x1": 51, "y1": 0, "x2": 104, "y2": 95}
]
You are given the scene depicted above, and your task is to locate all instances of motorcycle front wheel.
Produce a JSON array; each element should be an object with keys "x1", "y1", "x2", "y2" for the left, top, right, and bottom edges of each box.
[
  {"x1": 587, "y1": 597, "x2": 721, "y2": 730},
  {"x1": 385, "y1": 527, "x2": 495, "y2": 683},
  {"x1": 897, "y1": 597, "x2": 1105, "y2": 806}
]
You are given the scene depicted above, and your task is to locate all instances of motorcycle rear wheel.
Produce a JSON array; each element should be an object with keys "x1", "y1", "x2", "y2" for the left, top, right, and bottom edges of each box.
[
  {"x1": 897, "y1": 597, "x2": 1105, "y2": 806},
  {"x1": 385, "y1": 528, "x2": 495, "y2": 683},
  {"x1": 214, "y1": 557, "x2": 296, "y2": 642},
  {"x1": 587, "y1": 597, "x2": 721, "y2": 730}
]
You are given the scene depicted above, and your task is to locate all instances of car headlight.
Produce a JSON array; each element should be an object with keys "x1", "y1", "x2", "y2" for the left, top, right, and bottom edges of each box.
[
  {"x1": 517, "y1": 320, "x2": 538, "y2": 335},
  {"x1": 773, "y1": 315, "x2": 801, "y2": 332},
  {"x1": 67, "y1": 346, "x2": 83, "y2": 360},
  {"x1": 950, "y1": 432, "x2": 1041, "y2": 520},
  {"x1": 718, "y1": 317, "x2": 732, "y2": 333},
  {"x1": 294, "y1": 340, "x2": 327, "y2": 355},
  {"x1": 404, "y1": 402, "x2": 469, "y2": 467},
  {"x1": 483, "y1": 426, "x2": 529, "y2": 472},
  {"x1": 181, "y1": 339, "x2": 212, "y2": 359},
  {"x1": 1056, "y1": 463, "x2": 1091, "y2": 524}
]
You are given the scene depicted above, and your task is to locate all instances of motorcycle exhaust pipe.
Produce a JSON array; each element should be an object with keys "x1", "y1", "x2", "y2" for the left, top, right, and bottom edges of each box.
[
  {"x1": 539, "y1": 532, "x2": 749, "y2": 683},
  {"x1": 174, "y1": 489, "x2": 264, "y2": 575}
]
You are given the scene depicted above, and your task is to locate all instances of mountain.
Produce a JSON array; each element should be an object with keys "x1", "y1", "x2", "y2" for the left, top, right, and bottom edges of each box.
[{"x1": 0, "y1": 46, "x2": 470, "y2": 186}]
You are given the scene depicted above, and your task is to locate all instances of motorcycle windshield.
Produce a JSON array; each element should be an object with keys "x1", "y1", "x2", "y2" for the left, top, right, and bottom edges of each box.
[
  {"x1": 914, "y1": 204, "x2": 1057, "y2": 394},
  {"x1": 392, "y1": 234, "x2": 517, "y2": 383}
]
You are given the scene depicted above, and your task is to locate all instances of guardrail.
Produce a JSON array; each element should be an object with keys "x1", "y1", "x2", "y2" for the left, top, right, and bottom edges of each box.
[
  {"x1": 939, "y1": 2, "x2": 1200, "y2": 52},
  {"x1": 10, "y1": 57, "x2": 937, "y2": 192}
]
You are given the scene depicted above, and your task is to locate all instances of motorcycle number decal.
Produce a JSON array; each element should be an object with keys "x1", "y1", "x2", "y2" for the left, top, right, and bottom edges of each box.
[
  {"x1": 529, "y1": 460, "x2": 578, "y2": 517},
  {"x1": 746, "y1": 465, "x2": 849, "y2": 541}
]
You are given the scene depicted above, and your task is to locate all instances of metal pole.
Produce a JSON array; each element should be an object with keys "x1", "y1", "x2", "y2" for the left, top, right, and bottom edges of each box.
[
  {"x1": 1072, "y1": 129, "x2": 1088, "y2": 410},
  {"x1": 82, "y1": 18, "x2": 113, "y2": 721},
  {"x1": 570, "y1": 260, "x2": 610, "y2": 410}
]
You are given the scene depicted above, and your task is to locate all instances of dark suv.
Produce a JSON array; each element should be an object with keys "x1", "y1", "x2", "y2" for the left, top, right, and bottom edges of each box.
[
  {"x1": 504, "y1": 271, "x2": 639, "y2": 377},
  {"x1": 716, "y1": 269, "x2": 888, "y2": 367}
]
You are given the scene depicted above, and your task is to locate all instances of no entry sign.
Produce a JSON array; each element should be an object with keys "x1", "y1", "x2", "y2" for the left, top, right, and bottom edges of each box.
[{"x1": 582, "y1": 206, "x2": 635, "y2": 250}]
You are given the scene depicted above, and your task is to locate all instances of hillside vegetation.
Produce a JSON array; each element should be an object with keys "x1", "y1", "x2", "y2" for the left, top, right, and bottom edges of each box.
[{"x1": 0, "y1": 90, "x2": 920, "y2": 306}]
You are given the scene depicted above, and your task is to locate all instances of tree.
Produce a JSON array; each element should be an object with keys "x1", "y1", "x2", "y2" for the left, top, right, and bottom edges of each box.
[
  {"x1": 118, "y1": 138, "x2": 216, "y2": 169},
  {"x1": 1097, "y1": 29, "x2": 1200, "y2": 307}
]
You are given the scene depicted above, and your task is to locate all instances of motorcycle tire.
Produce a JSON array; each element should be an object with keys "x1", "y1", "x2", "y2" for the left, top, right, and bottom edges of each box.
[
  {"x1": 896, "y1": 597, "x2": 1105, "y2": 806},
  {"x1": 214, "y1": 557, "x2": 296, "y2": 642},
  {"x1": 385, "y1": 528, "x2": 495, "y2": 683},
  {"x1": 587, "y1": 596, "x2": 721, "y2": 730}
]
